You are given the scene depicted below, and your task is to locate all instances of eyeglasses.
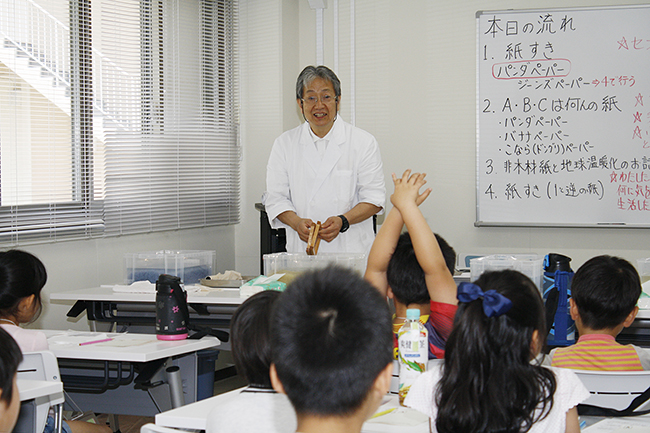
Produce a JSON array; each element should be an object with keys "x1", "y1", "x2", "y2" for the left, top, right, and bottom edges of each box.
[{"x1": 301, "y1": 94, "x2": 337, "y2": 106}]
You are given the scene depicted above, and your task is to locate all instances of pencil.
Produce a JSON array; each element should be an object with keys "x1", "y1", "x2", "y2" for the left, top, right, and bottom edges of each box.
[
  {"x1": 79, "y1": 337, "x2": 113, "y2": 346},
  {"x1": 371, "y1": 407, "x2": 396, "y2": 419}
]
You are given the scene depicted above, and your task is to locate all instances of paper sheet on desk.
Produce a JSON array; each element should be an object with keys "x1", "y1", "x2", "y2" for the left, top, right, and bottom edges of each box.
[
  {"x1": 94, "y1": 338, "x2": 151, "y2": 347},
  {"x1": 47, "y1": 332, "x2": 116, "y2": 345},
  {"x1": 582, "y1": 418, "x2": 650, "y2": 432},
  {"x1": 48, "y1": 332, "x2": 152, "y2": 348},
  {"x1": 365, "y1": 401, "x2": 428, "y2": 426}
]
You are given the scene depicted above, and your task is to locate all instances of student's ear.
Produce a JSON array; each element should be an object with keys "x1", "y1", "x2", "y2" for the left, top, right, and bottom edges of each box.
[
  {"x1": 18, "y1": 294, "x2": 36, "y2": 316},
  {"x1": 269, "y1": 363, "x2": 286, "y2": 395},
  {"x1": 373, "y1": 362, "x2": 393, "y2": 396},
  {"x1": 530, "y1": 329, "x2": 541, "y2": 357},
  {"x1": 569, "y1": 298, "x2": 579, "y2": 321},
  {"x1": 386, "y1": 286, "x2": 394, "y2": 300},
  {"x1": 623, "y1": 306, "x2": 639, "y2": 328}
]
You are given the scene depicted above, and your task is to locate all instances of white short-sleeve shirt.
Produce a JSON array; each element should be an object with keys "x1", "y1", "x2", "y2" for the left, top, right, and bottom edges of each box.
[{"x1": 404, "y1": 364, "x2": 589, "y2": 433}]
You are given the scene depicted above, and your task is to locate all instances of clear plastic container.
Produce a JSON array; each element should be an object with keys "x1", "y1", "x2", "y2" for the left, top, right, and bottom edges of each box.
[
  {"x1": 637, "y1": 258, "x2": 650, "y2": 286},
  {"x1": 124, "y1": 250, "x2": 215, "y2": 284},
  {"x1": 470, "y1": 254, "x2": 544, "y2": 290},
  {"x1": 263, "y1": 252, "x2": 366, "y2": 279}
]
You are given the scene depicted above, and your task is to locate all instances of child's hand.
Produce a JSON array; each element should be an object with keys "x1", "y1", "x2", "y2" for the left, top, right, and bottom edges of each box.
[{"x1": 390, "y1": 169, "x2": 432, "y2": 210}]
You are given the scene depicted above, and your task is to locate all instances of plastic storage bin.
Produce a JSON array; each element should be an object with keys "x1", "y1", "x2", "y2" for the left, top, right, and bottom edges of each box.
[
  {"x1": 263, "y1": 252, "x2": 367, "y2": 278},
  {"x1": 637, "y1": 258, "x2": 650, "y2": 284},
  {"x1": 470, "y1": 254, "x2": 543, "y2": 290},
  {"x1": 124, "y1": 250, "x2": 215, "y2": 284}
]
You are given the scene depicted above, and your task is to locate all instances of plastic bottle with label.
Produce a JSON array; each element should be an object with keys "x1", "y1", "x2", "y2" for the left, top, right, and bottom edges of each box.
[{"x1": 397, "y1": 308, "x2": 428, "y2": 405}]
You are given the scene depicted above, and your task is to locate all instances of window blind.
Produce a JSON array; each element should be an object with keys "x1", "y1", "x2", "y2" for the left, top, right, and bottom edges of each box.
[
  {"x1": 0, "y1": 0, "x2": 239, "y2": 244},
  {"x1": 100, "y1": 0, "x2": 240, "y2": 236},
  {"x1": 0, "y1": 0, "x2": 103, "y2": 242}
]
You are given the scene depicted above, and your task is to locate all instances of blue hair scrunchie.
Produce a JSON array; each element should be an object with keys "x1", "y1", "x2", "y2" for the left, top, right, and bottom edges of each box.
[{"x1": 457, "y1": 282, "x2": 513, "y2": 318}]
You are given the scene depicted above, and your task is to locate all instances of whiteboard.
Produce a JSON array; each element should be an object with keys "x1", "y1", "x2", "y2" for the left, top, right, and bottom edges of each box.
[{"x1": 476, "y1": 6, "x2": 650, "y2": 227}]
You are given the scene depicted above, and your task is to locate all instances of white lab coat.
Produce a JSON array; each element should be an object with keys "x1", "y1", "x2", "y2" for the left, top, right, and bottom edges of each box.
[{"x1": 263, "y1": 117, "x2": 385, "y2": 254}]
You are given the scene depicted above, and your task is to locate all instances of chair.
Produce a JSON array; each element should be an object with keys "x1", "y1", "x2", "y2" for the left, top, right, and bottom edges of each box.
[
  {"x1": 573, "y1": 369, "x2": 650, "y2": 411},
  {"x1": 14, "y1": 350, "x2": 65, "y2": 433},
  {"x1": 140, "y1": 423, "x2": 186, "y2": 432}
]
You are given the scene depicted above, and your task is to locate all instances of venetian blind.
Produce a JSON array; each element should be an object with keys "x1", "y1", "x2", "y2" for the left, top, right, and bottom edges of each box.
[
  {"x1": 0, "y1": 0, "x2": 239, "y2": 245},
  {"x1": 0, "y1": 0, "x2": 103, "y2": 243},
  {"x1": 99, "y1": 0, "x2": 240, "y2": 236}
]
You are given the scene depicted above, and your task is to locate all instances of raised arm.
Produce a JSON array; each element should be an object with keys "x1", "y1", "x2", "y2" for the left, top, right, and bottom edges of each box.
[
  {"x1": 365, "y1": 170, "x2": 431, "y2": 297},
  {"x1": 364, "y1": 205, "x2": 404, "y2": 297},
  {"x1": 390, "y1": 170, "x2": 457, "y2": 305}
]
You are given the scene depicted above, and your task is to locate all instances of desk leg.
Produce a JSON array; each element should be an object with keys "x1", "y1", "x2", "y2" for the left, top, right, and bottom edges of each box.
[
  {"x1": 108, "y1": 414, "x2": 120, "y2": 432},
  {"x1": 55, "y1": 403, "x2": 63, "y2": 433},
  {"x1": 165, "y1": 366, "x2": 185, "y2": 408},
  {"x1": 62, "y1": 353, "x2": 199, "y2": 416}
]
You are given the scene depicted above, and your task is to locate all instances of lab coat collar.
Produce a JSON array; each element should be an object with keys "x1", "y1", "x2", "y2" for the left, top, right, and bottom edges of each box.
[{"x1": 301, "y1": 117, "x2": 346, "y2": 202}]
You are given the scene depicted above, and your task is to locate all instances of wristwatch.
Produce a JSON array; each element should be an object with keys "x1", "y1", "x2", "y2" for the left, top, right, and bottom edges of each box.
[{"x1": 338, "y1": 215, "x2": 350, "y2": 233}]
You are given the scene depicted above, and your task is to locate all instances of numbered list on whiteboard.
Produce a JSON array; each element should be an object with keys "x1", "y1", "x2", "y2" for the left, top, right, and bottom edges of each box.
[{"x1": 477, "y1": 7, "x2": 650, "y2": 226}]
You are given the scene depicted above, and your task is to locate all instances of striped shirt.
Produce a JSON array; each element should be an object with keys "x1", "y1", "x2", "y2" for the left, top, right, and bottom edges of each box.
[{"x1": 550, "y1": 334, "x2": 644, "y2": 371}]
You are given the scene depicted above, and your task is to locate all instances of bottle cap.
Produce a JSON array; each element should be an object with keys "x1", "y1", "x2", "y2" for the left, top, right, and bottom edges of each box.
[{"x1": 406, "y1": 309, "x2": 420, "y2": 320}]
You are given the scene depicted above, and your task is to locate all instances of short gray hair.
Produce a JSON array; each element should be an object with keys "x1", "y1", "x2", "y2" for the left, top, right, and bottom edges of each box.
[{"x1": 296, "y1": 65, "x2": 341, "y2": 100}]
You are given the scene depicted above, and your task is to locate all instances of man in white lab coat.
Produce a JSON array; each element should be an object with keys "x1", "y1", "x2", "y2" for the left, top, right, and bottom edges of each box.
[{"x1": 263, "y1": 65, "x2": 385, "y2": 254}]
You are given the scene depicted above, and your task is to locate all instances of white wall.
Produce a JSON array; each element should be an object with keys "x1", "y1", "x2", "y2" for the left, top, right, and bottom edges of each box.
[{"x1": 235, "y1": 0, "x2": 650, "y2": 278}]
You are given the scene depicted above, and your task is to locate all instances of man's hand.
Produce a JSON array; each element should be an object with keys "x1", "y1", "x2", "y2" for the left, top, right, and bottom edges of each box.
[
  {"x1": 319, "y1": 216, "x2": 344, "y2": 242},
  {"x1": 295, "y1": 218, "x2": 315, "y2": 243},
  {"x1": 277, "y1": 211, "x2": 314, "y2": 243}
]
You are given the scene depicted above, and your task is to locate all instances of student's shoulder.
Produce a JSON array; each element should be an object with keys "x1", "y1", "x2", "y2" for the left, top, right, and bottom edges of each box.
[
  {"x1": 0, "y1": 325, "x2": 48, "y2": 352},
  {"x1": 429, "y1": 300, "x2": 458, "y2": 315},
  {"x1": 404, "y1": 364, "x2": 443, "y2": 418},
  {"x1": 539, "y1": 366, "x2": 591, "y2": 418}
]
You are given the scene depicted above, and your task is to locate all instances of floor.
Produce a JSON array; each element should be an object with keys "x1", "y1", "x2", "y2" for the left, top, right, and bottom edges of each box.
[{"x1": 92, "y1": 373, "x2": 248, "y2": 433}]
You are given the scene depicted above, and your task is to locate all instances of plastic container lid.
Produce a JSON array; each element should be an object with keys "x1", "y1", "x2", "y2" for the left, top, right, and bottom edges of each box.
[{"x1": 406, "y1": 309, "x2": 420, "y2": 320}]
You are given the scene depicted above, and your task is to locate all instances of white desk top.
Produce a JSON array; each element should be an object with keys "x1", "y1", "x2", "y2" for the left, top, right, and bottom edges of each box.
[
  {"x1": 49, "y1": 286, "x2": 247, "y2": 305},
  {"x1": 43, "y1": 330, "x2": 220, "y2": 363},
  {"x1": 17, "y1": 379, "x2": 63, "y2": 401},
  {"x1": 155, "y1": 387, "x2": 241, "y2": 430},
  {"x1": 155, "y1": 389, "x2": 428, "y2": 433},
  {"x1": 583, "y1": 416, "x2": 650, "y2": 431}
]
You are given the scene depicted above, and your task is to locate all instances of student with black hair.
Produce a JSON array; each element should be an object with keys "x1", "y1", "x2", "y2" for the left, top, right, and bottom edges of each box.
[
  {"x1": 365, "y1": 169, "x2": 457, "y2": 359},
  {"x1": 270, "y1": 266, "x2": 393, "y2": 433},
  {"x1": 406, "y1": 270, "x2": 589, "y2": 433},
  {"x1": 548, "y1": 255, "x2": 650, "y2": 370},
  {"x1": 0, "y1": 327, "x2": 23, "y2": 433},
  {"x1": 0, "y1": 249, "x2": 111, "y2": 433},
  {"x1": 206, "y1": 290, "x2": 296, "y2": 433}
]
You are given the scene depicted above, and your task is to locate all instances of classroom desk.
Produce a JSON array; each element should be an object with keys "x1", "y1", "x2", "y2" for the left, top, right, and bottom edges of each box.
[
  {"x1": 155, "y1": 389, "x2": 428, "y2": 433},
  {"x1": 43, "y1": 330, "x2": 220, "y2": 417},
  {"x1": 619, "y1": 309, "x2": 650, "y2": 347},
  {"x1": 582, "y1": 416, "x2": 650, "y2": 431},
  {"x1": 50, "y1": 286, "x2": 244, "y2": 347}
]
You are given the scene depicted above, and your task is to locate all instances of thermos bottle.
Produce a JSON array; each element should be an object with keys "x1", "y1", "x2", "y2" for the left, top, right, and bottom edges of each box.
[
  {"x1": 155, "y1": 274, "x2": 189, "y2": 340},
  {"x1": 543, "y1": 253, "x2": 575, "y2": 346}
]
